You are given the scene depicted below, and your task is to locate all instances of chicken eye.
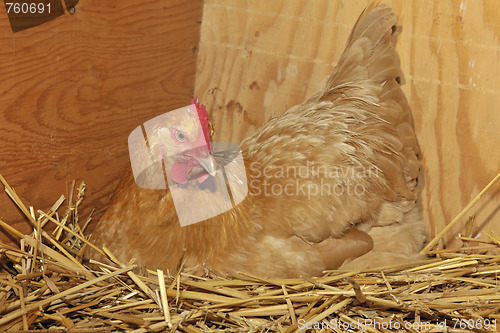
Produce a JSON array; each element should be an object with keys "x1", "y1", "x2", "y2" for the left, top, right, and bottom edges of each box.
[{"x1": 175, "y1": 130, "x2": 186, "y2": 142}]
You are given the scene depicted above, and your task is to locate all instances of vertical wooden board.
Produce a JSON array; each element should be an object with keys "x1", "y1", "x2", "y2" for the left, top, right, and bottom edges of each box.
[
  {"x1": 194, "y1": 0, "x2": 500, "y2": 248},
  {"x1": 0, "y1": 0, "x2": 203, "y2": 243}
]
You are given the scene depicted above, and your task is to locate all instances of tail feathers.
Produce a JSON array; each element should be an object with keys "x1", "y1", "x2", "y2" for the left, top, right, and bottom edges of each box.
[
  {"x1": 345, "y1": 4, "x2": 396, "y2": 53},
  {"x1": 323, "y1": 4, "x2": 420, "y2": 160},
  {"x1": 325, "y1": 5, "x2": 403, "y2": 90},
  {"x1": 314, "y1": 4, "x2": 421, "y2": 202}
]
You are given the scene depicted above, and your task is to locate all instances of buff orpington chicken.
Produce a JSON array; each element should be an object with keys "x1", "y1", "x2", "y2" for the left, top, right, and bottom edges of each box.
[{"x1": 86, "y1": 4, "x2": 427, "y2": 278}]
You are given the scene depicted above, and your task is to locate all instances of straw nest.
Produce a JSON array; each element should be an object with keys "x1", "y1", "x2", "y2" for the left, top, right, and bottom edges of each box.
[{"x1": 1, "y1": 173, "x2": 499, "y2": 332}]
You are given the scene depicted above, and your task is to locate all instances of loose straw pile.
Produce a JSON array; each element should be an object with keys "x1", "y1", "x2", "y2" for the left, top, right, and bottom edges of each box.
[{"x1": 0, "y1": 172, "x2": 499, "y2": 332}]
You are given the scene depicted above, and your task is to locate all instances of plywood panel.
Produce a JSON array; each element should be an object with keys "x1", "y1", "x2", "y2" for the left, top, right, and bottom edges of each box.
[
  {"x1": 0, "y1": 0, "x2": 203, "y2": 243},
  {"x1": 194, "y1": 0, "x2": 500, "y2": 248}
]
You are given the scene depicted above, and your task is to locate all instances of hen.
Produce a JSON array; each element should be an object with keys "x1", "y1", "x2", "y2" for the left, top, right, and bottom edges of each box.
[{"x1": 86, "y1": 4, "x2": 426, "y2": 278}]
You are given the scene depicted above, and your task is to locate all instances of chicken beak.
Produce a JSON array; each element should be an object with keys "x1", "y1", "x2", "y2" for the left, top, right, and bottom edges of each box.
[{"x1": 193, "y1": 152, "x2": 217, "y2": 177}]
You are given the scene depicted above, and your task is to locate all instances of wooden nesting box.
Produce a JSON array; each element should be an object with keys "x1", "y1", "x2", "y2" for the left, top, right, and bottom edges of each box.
[{"x1": 1, "y1": 0, "x2": 500, "y2": 250}]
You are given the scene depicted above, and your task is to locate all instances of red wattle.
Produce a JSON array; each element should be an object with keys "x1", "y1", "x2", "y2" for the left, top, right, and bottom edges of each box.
[{"x1": 170, "y1": 161, "x2": 191, "y2": 185}]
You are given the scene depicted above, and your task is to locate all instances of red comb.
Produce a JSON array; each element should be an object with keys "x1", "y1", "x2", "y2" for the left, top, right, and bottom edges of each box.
[{"x1": 191, "y1": 98, "x2": 212, "y2": 152}]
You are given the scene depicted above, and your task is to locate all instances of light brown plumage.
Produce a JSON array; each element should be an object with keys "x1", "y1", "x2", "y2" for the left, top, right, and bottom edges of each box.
[{"x1": 86, "y1": 4, "x2": 426, "y2": 278}]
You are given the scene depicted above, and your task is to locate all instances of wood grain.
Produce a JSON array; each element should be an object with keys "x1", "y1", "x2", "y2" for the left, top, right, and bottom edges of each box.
[
  {"x1": 0, "y1": 0, "x2": 203, "y2": 243},
  {"x1": 194, "y1": 0, "x2": 500, "y2": 248}
]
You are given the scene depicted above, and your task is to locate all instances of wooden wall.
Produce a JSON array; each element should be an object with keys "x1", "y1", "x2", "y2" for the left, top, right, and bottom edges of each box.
[
  {"x1": 194, "y1": 0, "x2": 500, "y2": 248},
  {"x1": 0, "y1": 0, "x2": 204, "y2": 243}
]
